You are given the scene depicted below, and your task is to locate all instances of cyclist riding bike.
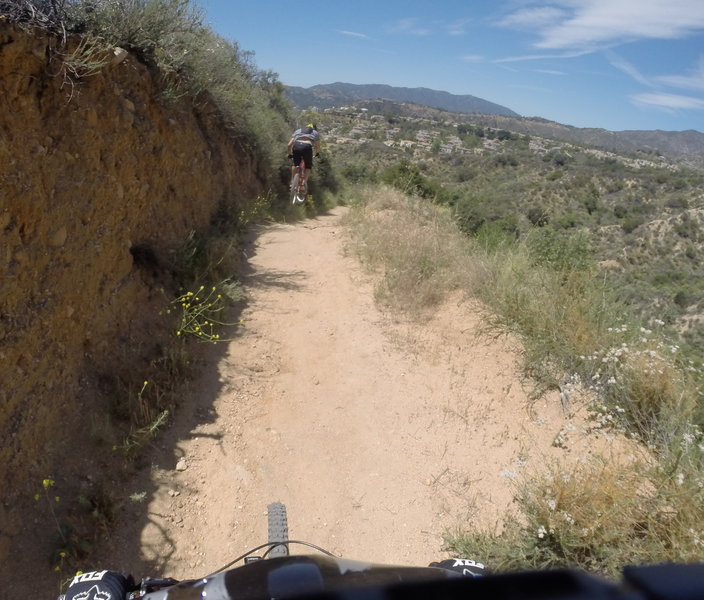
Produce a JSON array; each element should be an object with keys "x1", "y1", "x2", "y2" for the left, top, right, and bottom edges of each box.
[{"x1": 287, "y1": 123, "x2": 321, "y2": 191}]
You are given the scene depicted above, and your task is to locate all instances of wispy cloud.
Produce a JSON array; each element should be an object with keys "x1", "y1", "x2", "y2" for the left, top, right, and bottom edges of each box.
[
  {"x1": 461, "y1": 54, "x2": 484, "y2": 63},
  {"x1": 447, "y1": 18, "x2": 472, "y2": 36},
  {"x1": 390, "y1": 17, "x2": 432, "y2": 36},
  {"x1": 500, "y1": 0, "x2": 704, "y2": 51},
  {"x1": 532, "y1": 69, "x2": 566, "y2": 76},
  {"x1": 337, "y1": 29, "x2": 369, "y2": 39},
  {"x1": 498, "y1": 6, "x2": 567, "y2": 30},
  {"x1": 494, "y1": 49, "x2": 592, "y2": 63},
  {"x1": 606, "y1": 52, "x2": 655, "y2": 86},
  {"x1": 655, "y1": 56, "x2": 704, "y2": 91},
  {"x1": 632, "y1": 92, "x2": 704, "y2": 110}
]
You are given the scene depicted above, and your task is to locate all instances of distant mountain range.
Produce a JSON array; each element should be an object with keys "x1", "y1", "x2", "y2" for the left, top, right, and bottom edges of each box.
[
  {"x1": 454, "y1": 114, "x2": 704, "y2": 161},
  {"x1": 286, "y1": 83, "x2": 704, "y2": 162},
  {"x1": 286, "y1": 82, "x2": 520, "y2": 118}
]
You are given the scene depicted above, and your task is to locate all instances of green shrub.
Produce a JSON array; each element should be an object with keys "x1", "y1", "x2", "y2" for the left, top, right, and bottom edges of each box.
[
  {"x1": 582, "y1": 195, "x2": 599, "y2": 215},
  {"x1": 666, "y1": 195, "x2": 689, "y2": 209},
  {"x1": 674, "y1": 214, "x2": 702, "y2": 240},
  {"x1": 555, "y1": 212, "x2": 581, "y2": 229},
  {"x1": 493, "y1": 153, "x2": 518, "y2": 167},
  {"x1": 381, "y1": 161, "x2": 440, "y2": 199},
  {"x1": 475, "y1": 220, "x2": 518, "y2": 251},
  {"x1": 526, "y1": 206, "x2": 549, "y2": 227},
  {"x1": 622, "y1": 214, "x2": 645, "y2": 233},
  {"x1": 453, "y1": 194, "x2": 491, "y2": 235},
  {"x1": 342, "y1": 162, "x2": 372, "y2": 184},
  {"x1": 527, "y1": 228, "x2": 592, "y2": 272},
  {"x1": 614, "y1": 204, "x2": 628, "y2": 218}
]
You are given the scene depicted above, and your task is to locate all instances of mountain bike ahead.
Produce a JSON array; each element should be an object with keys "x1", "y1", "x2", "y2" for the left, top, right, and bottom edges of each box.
[
  {"x1": 287, "y1": 123, "x2": 320, "y2": 205},
  {"x1": 290, "y1": 157, "x2": 308, "y2": 205},
  {"x1": 59, "y1": 502, "x2": 704, "y2": 600}
]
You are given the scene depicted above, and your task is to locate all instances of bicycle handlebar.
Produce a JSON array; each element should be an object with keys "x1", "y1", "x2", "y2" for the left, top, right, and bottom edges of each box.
[{"x1": 61, "y1": 556, "x2": 704, "y2": 600}]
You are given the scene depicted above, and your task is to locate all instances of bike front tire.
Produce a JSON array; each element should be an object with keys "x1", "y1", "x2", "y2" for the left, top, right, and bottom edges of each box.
[{"x1": 267, "y1": 502, "x2": 289, "y2": 557}]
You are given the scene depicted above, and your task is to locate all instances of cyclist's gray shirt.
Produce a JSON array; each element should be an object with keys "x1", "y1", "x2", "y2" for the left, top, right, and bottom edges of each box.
[{"x1": 291, "y1": 128, "x2": 320, "y2": 144}]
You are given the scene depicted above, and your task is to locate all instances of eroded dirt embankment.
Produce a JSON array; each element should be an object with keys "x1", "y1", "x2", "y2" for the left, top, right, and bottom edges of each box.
[{"x1": 0, "y1": 22, "x2": 263, "y2": 569}]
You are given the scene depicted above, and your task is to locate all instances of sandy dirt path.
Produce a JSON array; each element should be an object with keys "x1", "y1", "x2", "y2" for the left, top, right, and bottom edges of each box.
[{"x1": 102, "y1": 207, "x2": 600, "y2": 579}]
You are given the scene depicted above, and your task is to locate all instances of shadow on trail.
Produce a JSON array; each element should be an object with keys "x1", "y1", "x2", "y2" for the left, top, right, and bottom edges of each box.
[
  {"x1": 96, "y1": 218, "x2": 313, "y2": 584},
  {"x1": 240, "y1": 268, "x2": 307, "y2": 292}
]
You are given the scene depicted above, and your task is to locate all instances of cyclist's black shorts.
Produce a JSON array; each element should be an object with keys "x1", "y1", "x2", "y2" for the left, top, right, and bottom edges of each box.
[{"x1": 292, "y1": 141, "x2": 314, "y2": 169}]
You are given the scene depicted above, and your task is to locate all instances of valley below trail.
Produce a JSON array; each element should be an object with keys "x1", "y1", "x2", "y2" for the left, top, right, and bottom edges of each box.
[{"x1": 97, "y1": 206, "x2": 610, "y2": 579}]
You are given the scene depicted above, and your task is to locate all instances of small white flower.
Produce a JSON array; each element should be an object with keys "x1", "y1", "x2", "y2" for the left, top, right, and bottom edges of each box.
[
  {"x1": 537, "y1": 525, "x2": 547, "y2": 539},
  {"x1": 547, "y1": 499, "x2": 557, "y2": 511},
  {"x1": 500, "y1": 469, "x2": 518, "y2": 480},
  {"x1": 676, "y1": 473, "x2": 685, "y2": 486}
]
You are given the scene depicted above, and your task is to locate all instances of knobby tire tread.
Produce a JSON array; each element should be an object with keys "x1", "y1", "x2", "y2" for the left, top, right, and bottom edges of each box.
[{"x1": 267, "y1": 502, "x2": 289, "y2": 557}]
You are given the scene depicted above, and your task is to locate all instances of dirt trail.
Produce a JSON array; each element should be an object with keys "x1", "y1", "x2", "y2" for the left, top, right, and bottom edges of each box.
[{"x1": 103, "y1": 207, "x2": 603, "y2": 578}]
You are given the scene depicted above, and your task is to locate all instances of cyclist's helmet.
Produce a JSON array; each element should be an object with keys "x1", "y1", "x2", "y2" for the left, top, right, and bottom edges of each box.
[{"x1": 306, "y1": 123, "x2": 318, "y2": 132}]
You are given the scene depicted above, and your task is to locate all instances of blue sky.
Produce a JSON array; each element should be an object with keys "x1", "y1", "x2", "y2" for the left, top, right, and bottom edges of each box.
[{"x1": 199, "y1": 0, "x2": 704, "y2": 132}]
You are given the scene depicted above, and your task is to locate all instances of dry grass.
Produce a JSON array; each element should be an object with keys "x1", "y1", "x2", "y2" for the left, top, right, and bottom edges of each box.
[
  {"x1": 447, "y1": 454, "x2": 704, "y2": 577},
  {"x1": 342, "y1": 185, "x2": 473, "y2": 313}
]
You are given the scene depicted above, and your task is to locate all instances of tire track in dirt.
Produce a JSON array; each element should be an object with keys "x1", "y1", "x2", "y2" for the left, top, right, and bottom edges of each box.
[{"x1": 105, "y1": 207, "x2": 611, "y2": 578}]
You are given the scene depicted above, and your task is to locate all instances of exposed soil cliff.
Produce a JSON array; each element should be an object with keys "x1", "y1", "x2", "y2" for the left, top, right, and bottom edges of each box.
[{"x1": 0, "y1": 22, "x2": 265, "y2": 566}]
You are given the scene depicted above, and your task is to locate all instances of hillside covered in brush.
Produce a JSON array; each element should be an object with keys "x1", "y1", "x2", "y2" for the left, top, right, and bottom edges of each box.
[
  {"x1": 291, "y1": 89, "x2": 704, "y2": 164},
  {"x1": 309, "y1": 101, "x2": 704, "y2": 360},
  {"x1": 287, "y1": 82, "x2": 520, "y2": 118}
]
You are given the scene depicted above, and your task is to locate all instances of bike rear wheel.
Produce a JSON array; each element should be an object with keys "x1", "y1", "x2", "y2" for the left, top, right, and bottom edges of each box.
[
  {"x1": 267, "y1": 502, "x2": 289, "y2": 557},
  {"x1": 290, "y1": 172, "x2": 300, "y2": 204}
]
